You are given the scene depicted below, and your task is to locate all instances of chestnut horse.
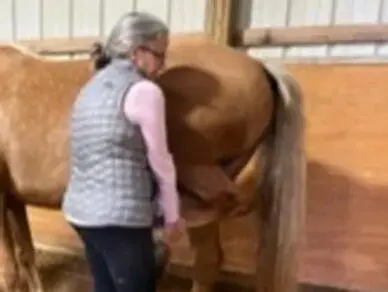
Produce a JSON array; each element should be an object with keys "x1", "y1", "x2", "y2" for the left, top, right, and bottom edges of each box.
[{"x1": 0, "y1": 35, "x2": 305, "y2": 292}]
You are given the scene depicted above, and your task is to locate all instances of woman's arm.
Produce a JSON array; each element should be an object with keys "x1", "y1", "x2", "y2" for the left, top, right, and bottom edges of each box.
[{"x1": 123, "y1": 80, "x2": 180, "y2": 225}]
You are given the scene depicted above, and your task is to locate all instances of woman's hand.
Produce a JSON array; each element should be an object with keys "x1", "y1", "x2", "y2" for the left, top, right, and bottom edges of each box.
[{"x1": 164, "y1": 218, "x2": 185, "y2": 243}]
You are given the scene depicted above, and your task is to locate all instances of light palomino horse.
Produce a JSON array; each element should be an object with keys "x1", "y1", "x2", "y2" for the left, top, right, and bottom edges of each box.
[{"x1": 0, "y1": 35, "x2": 305, "y2": 292}]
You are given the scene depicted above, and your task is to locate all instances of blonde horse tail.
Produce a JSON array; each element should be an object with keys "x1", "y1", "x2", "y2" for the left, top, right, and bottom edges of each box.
[{"x1": 256, "y1": 62, "x2": 306, "y2": 292}]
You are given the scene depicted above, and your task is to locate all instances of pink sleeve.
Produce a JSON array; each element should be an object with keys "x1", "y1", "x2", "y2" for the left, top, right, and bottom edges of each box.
[{"x1": 123, "y1": 80, "x2": 180, "y2": 225}]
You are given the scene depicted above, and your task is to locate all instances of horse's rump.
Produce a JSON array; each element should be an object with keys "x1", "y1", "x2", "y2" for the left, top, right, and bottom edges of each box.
[{"x1": 161, "y1": 36, "x2": 275, "y2": 163}]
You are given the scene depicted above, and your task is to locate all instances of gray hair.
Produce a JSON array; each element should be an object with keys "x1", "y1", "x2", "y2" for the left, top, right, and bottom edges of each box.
[{"x1": 104, "y1": 11, "x2": 169, "y2": 59}]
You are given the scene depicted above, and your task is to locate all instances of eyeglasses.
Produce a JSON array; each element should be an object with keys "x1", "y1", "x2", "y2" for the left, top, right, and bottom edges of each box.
[{"x1": 139, "y1": 45, "x2": 166, "y2": 62}]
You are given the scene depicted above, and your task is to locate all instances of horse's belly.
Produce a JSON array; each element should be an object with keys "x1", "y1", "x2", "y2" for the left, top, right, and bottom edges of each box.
[
  {"x1": 5, "y1": 136, "x2": 69, "y2": 208},
  {"x1": 17, "y1": 187, "x2": 65, "y2": 208},
  {"x1": 10, "y1": 163, "x2": 68, "y2": 208}
]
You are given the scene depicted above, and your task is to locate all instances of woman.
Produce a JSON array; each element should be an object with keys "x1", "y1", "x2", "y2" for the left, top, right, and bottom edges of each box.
[{"x1": 62, "y1": 11, "x2": 183, "y2": 292}]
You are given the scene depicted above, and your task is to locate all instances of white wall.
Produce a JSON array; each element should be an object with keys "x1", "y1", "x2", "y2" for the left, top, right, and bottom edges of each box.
[
  {"x1": 240, "y1": 0, "x2": 388, "y2": 60},
  {"x1": 0, "y1": 0, "x2": 206, "y2": 60},
  {"x1": 0, "y1": 0, "x2": 206, "y2": 39},
  {"x1": 0, "y1": 0, "x2": 387, "y2": 60}
]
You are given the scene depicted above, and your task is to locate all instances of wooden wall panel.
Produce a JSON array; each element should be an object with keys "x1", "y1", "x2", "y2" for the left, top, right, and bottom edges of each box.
[{"x1": 287, "y1": 63, "x2": 388, "y2": 291}]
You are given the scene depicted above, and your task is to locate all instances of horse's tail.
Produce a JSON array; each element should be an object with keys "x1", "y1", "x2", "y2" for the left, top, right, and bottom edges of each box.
[{"x1": 256, "y1": 61, "x2": 306, "y2": 292}]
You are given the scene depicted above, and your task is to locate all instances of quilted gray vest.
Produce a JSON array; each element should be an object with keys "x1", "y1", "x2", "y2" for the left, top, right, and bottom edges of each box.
[{"x1": 62, "y1": 58, "x2": 155, "y2": 227}]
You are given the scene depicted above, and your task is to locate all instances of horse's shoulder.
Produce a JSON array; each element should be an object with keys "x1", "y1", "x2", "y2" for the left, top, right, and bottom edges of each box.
[{"x1": 0, "y1": 44, "x2": 42, "y2": 75}]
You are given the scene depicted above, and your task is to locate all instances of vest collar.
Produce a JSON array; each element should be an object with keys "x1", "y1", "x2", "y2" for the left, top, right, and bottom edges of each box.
[
  {"x1": 110, "y1": 58, "x2": 147, "y2": 78},
  {"x1": 110, "y1": 58, "x2": 134, "y2": 69}
]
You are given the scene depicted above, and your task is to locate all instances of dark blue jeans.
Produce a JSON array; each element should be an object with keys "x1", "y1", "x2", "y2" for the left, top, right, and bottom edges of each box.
[{"x1": 72, "y1": 225, "x2": 157, "y2": 292}]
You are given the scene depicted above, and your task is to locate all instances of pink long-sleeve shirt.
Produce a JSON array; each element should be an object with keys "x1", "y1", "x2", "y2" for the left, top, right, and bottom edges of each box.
[{"x1": 123, "y1": 80, "x2": 180, "y2": 225}]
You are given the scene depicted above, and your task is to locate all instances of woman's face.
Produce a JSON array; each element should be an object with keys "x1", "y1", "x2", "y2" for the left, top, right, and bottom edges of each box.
[{"x1": 132, "y1": 33, "x2": 169, "y2": 79}]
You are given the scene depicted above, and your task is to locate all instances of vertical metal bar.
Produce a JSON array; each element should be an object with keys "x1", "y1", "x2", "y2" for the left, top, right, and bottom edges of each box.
[
  {"x1": 377, "y1": 0, "x2": 385, "y2": 23},
  {"x1": 166, "y1": 0, "x2": 173, "y2": 26},
  {"x1": 11, "y1": 0, "x2": 17, "y2": 40},
  {"x1": 98, "y1": 0, "x2": 105, "y2": 38},
  {"x1": 281, "y1": 0, "x2": 293, "y2": 59},
  {"x1": 374, "y1": 0, "x2": 385, "y2": 55},
  {"x1": 38, "y1": 0, "x2": 44, "y2": 39},
  {"x1": 68, "y1": 0, "x2": 74, "y2": 38},
  {"x1": 326, "y1": 0, "x2": 338, "y2": 57},
  {"x1": 68, "y1": 0, "x2": 74, "y2": 59}
]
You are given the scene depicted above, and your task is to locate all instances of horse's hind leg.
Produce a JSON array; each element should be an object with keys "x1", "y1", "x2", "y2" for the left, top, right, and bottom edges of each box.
[
  {"x1": 1, "y1": 192, "x2": 23, "y2": 292},
  {"x1": 187, "y1": 221, "x2": 221, "y2": 292},
  {"x1": 7, "y1": 195, "x2": 44, "y2": 292}
]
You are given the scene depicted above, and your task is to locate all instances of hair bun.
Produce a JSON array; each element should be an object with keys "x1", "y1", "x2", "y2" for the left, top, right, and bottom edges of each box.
[
  {"x1": 90, "y1": 42, "x2": 104, "y2": 56},
  {"x1": 90, "y1": 42, "x2": 111, "y2": 70}
]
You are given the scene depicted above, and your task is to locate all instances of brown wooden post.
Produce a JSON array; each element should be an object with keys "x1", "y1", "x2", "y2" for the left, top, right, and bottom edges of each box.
[{"x1": 204, "y1": 0, "x2": 236, "y2": 46}]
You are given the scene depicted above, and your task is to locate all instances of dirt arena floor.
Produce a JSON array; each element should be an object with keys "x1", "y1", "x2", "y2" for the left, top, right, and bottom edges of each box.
[
  {"x1": 0, "y1": 246, "x2": 252, "y2": 292},
  {"x1": 0, "y1": 247, "x2": 346, "y2": 292},
  {"x1": 2, "y1": 207, "x2": 258, "y2": 292},
  {"x1": 1, "y1": 200, "x2": 380, "y2": 292}
]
